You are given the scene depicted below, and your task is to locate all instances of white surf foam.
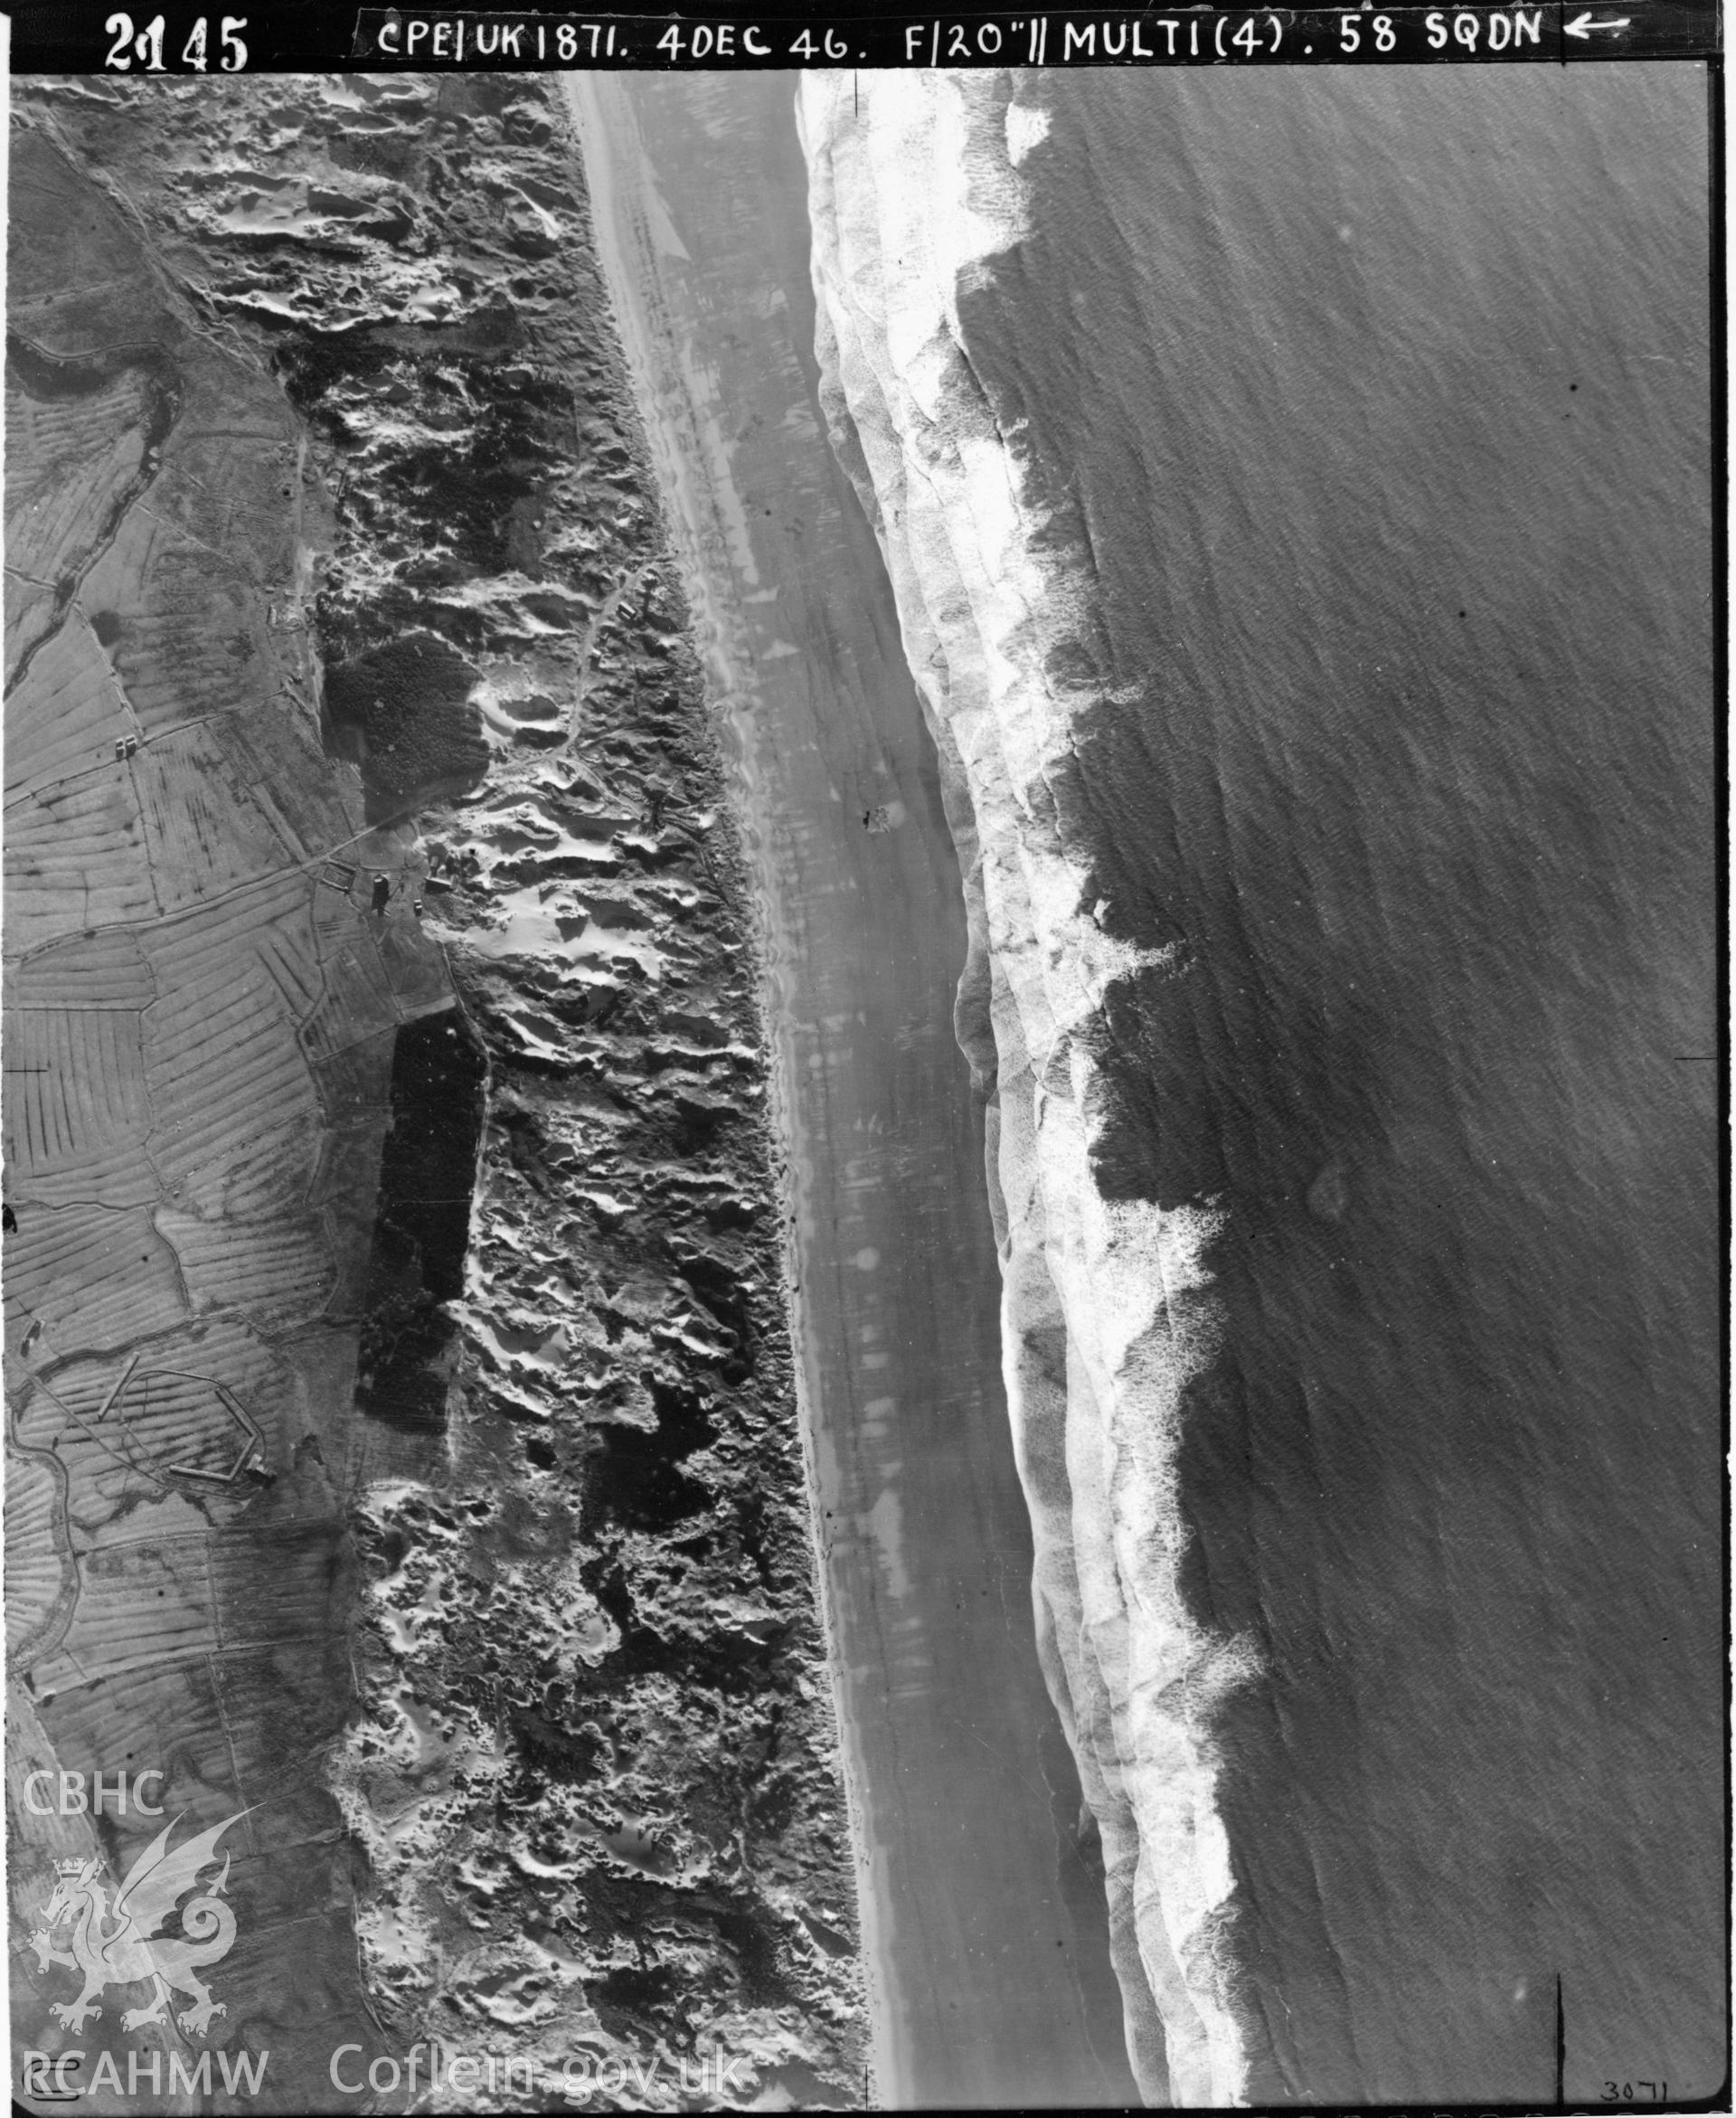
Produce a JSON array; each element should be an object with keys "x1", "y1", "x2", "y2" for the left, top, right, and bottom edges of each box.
[{"x1": 798, "y1": 71, "x2": 1260, "y2": 2107}]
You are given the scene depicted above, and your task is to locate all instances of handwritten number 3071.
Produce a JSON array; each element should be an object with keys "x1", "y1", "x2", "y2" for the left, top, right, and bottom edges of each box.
[
  {"x1": 104, "y1": 14, "x2": 250, "y2": 70},
  {"x1": 1602, "y1": 2086, "x2": 1669, "y2": 2104}
]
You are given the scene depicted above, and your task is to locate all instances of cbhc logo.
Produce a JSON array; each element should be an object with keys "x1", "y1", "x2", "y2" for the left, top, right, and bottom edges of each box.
[{"x1": 24, "y1": 1770, "x2": 165, "y2": 1816}]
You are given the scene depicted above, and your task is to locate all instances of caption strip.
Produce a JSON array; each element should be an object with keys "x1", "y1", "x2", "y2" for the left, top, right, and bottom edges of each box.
[
  {"x1": 352, "y1": 3, "x2": 1719, "y2": 62},
  {"x1": 21, "y1": 3, "x2": 1722, "y2": 71}
]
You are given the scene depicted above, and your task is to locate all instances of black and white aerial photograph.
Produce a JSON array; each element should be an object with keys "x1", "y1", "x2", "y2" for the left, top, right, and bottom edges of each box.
[{"x1": 4, "y1": 4, "x2": 1724, "y2": 2112}]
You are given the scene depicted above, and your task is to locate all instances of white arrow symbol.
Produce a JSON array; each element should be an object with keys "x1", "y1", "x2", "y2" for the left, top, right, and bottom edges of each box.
[{"x1": 1564, "y1": 10, "x2": 1632, "y2": 34}]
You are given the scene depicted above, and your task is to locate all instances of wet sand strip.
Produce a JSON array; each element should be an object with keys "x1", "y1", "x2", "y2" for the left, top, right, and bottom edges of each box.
[{"x1": 566, "y1": 71, "x2": 1141, "y2": 2113}]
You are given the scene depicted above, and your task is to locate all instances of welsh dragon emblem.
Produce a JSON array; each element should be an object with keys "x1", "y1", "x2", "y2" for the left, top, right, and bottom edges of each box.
[{"x1": 27, "y1": 1811, "x2": 246, "y2": 2037}]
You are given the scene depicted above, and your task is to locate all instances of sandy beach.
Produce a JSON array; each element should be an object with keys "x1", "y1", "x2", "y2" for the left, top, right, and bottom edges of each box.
[{"x1": 567, "y1": 72, "x2": 1139, "y2": 2110}]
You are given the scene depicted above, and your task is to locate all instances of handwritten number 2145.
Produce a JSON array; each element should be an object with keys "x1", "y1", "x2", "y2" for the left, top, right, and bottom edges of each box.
[{"x1": 104, "y1": 14, "x2": 249, "y2": 69}]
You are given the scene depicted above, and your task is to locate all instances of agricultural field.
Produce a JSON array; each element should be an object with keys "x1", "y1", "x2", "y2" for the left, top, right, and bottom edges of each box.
[{"x1": 5, "y1": 117, "x2": 452, "y2": 2085}]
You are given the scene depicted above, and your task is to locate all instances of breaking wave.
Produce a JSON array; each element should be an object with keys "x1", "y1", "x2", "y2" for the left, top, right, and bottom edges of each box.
[{"x1": 797, "y1": 70, "x2": 1261, "y2": 2108}]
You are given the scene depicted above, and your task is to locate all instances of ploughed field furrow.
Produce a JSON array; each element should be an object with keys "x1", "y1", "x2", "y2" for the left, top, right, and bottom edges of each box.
[
  {"x1": 5, "y1": 1200, "x2": 188, "y2": 1361},
  {"x1": 3, "y1": 607, "x2": 131, "y2": 800},
  {"x1": 5, "y1": 926, "x2": 155, "y2": 1009},
  {"x1": 4, "y1": 361, "x2": 152, "y2": 582},
  {"x1": 4, "y1": 1007, "x2": 156, "y2": 1208},
  {"x1": 3, "y1": 1452, "x2": 72, "y2": 1663},
  {"x1": 156, "y1": 1206, "x2": 337, "y2": 1329},
  {"x1": 5, "y1": 769, "x2": 160, "y2": 940},
  {"x1": 131, "y1": 723, "x2": 303, "y2": 908}
]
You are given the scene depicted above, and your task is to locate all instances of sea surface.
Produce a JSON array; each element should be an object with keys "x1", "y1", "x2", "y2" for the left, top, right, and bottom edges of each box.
[{"x1": 946, "y1": 66, "x2": 1720, "y2": 2103}]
